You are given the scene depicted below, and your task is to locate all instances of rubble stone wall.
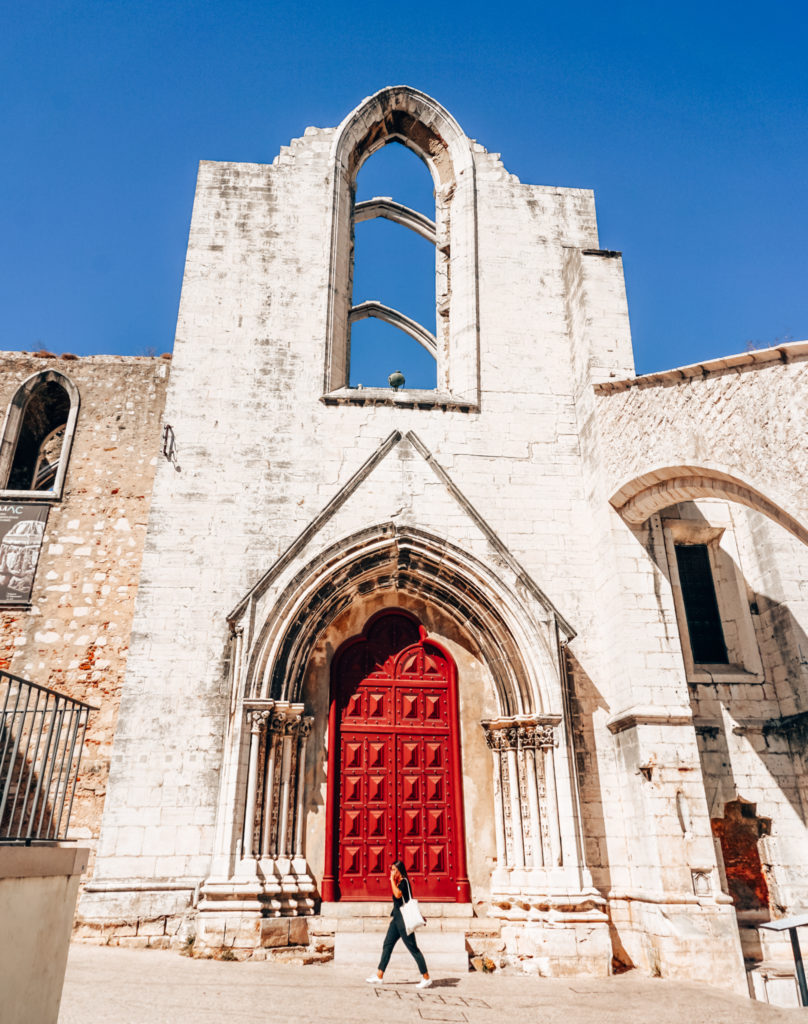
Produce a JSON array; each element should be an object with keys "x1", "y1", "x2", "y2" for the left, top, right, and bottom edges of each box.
[{"x1": 0, "y1": 354, "x2": 169, "y2": 848}]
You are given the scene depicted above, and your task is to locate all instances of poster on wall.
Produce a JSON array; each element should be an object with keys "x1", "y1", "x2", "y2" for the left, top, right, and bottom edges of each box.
[{"x1": 0, "y1": 503, "x2": 49, "y2": 605}]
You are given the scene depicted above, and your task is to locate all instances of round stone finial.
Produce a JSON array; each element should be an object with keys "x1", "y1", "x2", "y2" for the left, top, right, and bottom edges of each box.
[{"x1": 388, "y1": 370, "x2": 405, "y2": 391}]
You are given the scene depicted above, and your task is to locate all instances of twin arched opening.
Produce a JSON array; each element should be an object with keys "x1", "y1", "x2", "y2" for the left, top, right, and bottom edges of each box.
[{"x1": 324, "y1": 87, "x2": 480, "y2": 406}]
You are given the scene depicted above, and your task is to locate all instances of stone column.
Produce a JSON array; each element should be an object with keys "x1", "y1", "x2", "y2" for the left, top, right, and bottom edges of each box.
[
  {"x1": 277, "y1": 716, "x2": 296, "y2": 858},
  {"x1": 242, "y1": 709, "x2": 268, "y2": 859},
  {"x1": 519, "y1": 724, "x2": 544, "y2": 868},
  {"x1": 540, "y1": 727, "x2": 562, "y2": 868},
  {"x1": 483, "y1": 726, "x2": 508, "y2": 874},
  {"x1": 260, "y1": 712, "x2": 283, "y2": 858},
  {"x1": 294, "y1": 717, "x2": 313, "y2": 858},
  {"x1": 505, "y1": 728, "x2": 525, "y2": 869}
]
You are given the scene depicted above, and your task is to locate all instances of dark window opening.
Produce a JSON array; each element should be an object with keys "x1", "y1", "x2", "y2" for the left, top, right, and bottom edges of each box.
[
  {"x1": 7, "y1": 382, "x2": 70, "y2": 491},
  {"x1": 675, "y1": 543, "x2": 729, "y2": 664}
]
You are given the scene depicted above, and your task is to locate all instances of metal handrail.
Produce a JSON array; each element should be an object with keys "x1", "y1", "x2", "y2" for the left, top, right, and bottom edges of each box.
[{"x1": 0, "y1": 671, "x2": 96, "y2": 843}]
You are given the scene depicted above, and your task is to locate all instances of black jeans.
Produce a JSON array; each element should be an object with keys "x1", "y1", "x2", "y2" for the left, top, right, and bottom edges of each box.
[{"x1": 378, "y1": 910, "x2": 428, "y2": 974}]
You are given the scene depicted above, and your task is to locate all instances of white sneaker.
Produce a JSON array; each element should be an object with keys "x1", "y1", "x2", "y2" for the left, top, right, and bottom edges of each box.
[
  {"x1": 366, "y1": 975, "x2": 383, "y2": 984},
  {"x1": 416, "y1": 978, "x2": 432, "y2": 989}
]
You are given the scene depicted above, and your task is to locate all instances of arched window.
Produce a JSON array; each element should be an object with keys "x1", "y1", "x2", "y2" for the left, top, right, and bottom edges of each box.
[
  {"x1": 324, "y1": 87, "x2": 479, "y2": 409},
  {"x1": 0, "y1": 371, "x2": 80, "y2": 498}
]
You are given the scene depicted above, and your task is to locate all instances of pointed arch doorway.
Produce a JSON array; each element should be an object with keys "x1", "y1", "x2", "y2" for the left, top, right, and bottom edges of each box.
[{"x1": 322, "y1": 609, "x2": 471, "y2": 902}]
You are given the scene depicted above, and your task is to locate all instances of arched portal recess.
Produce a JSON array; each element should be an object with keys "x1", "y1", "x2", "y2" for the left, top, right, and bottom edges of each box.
[
  {"x1": 216, "y1": 525, "x2": 584, "y2": 917},
  {"x1": 244, "y1": 524, "x2": 563, "y2": 717},
  {"x1": 323, "y1": 608, "x2": 470, "y2": 903}
]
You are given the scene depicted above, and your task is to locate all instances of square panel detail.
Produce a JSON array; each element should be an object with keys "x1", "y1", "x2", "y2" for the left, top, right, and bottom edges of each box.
[
  {"x1": 403, "y1": 809, "x2": 420, "y2": 837},
  {"x1": 368, "y1": 775, "x2": 386, "y2": 803},
  {"x1": 427, "y1": 845, "x2": 446, "y2": 874},
  {"x1": 368, "y1": 742, "x2": 386, "y2": 768},
  {"x1": 344, "y1": 742, "x2": 363, "y2": 769},
  {"x1": 369, "y1": 810, "x2": 386, "y2": 837},
  {"x1": 401, "y1": 742, "x2": 419, "y2": 769},
  {"x1": 368, "y1": 846, "x2": 387, "y2": 875},
  {"x1": 401, "y1": 694, "x2": 419, "y2": 720},
  {"x1": 403, "y1": 845, "x2": 422, "y2": 874},
  {"x1": 426, "y1": 775, "x2": 443, "y2": 802},
  {"x1": 345, "y1": 693, "x2": 363, "y2": 719},
  {"x1": 344, "y1": 810, "x2": 362, "y2": 837},
  {"x1": 402, "y1": 775, "x2": 420, "y2": 803},
  {"x1": 425, "y1": 743, "x2": 442, "y2": 768},
  {"x1": 427, "y1": 809, "x2": 445, "y2": 836},
  {"x1": 343, "y1": 776, "x2": 362, "y2": 803},
  {"x1": 343, "y1": 846, "x2": 362, "y2": 875}
]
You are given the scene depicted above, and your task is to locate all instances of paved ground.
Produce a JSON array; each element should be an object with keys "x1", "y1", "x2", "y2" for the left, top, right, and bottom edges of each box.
[{"x1": 58, "y1": 945, "x2": 802, "y2": 1024}]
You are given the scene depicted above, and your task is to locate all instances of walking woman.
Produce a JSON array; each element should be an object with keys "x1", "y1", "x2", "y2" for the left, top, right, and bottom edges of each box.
[{"x1": 366, "y1": 860, "x2": 432, "y2": 988}]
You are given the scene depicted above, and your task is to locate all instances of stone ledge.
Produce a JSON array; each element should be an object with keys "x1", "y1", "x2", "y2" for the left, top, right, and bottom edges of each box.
[
  {"x1": 0, "y1": 844, "x2": 88, "y2": 880},
  {"x1": 321, "y1": 387, "x2": 476, "y2": 412},
  {"x1": 594, "y1": 339, "x2": 808, "y2": 395},
  {"x1": 606, "y1": 705, "x2": 693, "y2": 734}
]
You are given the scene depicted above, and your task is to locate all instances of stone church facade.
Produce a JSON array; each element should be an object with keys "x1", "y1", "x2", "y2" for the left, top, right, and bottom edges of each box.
[{"x1": 2, "y1": 87, "x2": 807, "y2": 993}]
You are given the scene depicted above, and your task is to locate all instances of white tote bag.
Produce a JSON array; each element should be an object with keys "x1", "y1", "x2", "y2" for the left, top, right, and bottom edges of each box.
[{"x1": 400, "y1": 883, "x2": 426, "y2": 935}]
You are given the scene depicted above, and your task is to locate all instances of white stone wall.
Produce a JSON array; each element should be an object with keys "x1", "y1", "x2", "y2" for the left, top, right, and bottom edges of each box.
[
  {"x1": 90, "y1": 115, "x2": 611, "y2": 891},
  {"x1": 80, "y1": 89, "x2": 808, "y2": 990}
]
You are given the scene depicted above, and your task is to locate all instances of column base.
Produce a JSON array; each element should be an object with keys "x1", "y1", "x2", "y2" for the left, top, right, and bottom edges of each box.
[{"x1": 196, "y1": 857, "x2": 317, "y2": 950}]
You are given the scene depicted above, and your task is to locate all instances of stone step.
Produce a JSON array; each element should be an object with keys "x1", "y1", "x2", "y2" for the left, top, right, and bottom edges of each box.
[
  {"x1": 320, "y1": 901, "x2": 474, "y2": 919},
  {"x1": 334, "y1": 930, "x2": 468, "y2": 972}
]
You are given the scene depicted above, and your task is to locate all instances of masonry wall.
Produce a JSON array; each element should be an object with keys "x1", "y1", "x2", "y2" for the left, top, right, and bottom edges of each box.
[
  {"x1": 0, "y1": 354, "x2": 169, "y2": 846},
  {"x1": 594, "y1": 348, "x2": 808, "y2": 524}
]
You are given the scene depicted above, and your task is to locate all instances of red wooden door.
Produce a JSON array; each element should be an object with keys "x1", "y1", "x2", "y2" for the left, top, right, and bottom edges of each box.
[{"x1": 331, "y1": 611, "x2": 467, "y2": 902}]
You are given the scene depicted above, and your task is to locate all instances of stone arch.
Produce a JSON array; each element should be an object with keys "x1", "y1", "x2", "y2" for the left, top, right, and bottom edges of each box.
[
  {"x1": 0, "y1": 369, "x2": 80, "y2": 497},
  {"x1": 245, "y1": 525, "x2": 558, "y2": 717},
  {"x1": 348, "y1": 300, "x2": 437, "y2": 356},
  {"x1": 324, "y1": 86, "x2": 479, "y2": 405},
  {"x1": 610, "y1": 465, "x2": 808, "y2": 547}
]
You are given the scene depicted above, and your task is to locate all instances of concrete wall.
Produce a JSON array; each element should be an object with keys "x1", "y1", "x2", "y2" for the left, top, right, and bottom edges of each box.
[{"x1": 0, "y1": 845, "x2": 88, "y2": 1024}]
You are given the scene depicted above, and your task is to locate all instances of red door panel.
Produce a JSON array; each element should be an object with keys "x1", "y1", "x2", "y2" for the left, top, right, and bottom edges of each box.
[{"x1": 333, "y1": 611, "x2": 465, "y2": 901}]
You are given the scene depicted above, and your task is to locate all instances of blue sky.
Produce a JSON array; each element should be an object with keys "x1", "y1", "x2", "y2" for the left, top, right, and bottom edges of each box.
[{"x1": 2, "y1": 1, "x2": 806, "y2": 382}]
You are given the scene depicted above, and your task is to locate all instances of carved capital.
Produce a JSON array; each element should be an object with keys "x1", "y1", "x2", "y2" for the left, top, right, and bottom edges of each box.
[
  {"x1": 518, "y1": 723, "x2": 556, "y2": 749},
  {"x1": 247, "y1": 709, "x2": 270, "y2": 733},
  {"x1": 482, "y1": 722, "x2": 508, "y2": 751}
]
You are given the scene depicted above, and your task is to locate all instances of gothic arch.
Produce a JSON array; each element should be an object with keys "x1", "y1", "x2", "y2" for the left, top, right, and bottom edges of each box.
[
  {"x1": 0, "y1": 369, "x2": 80, "y2": 498},
  {"x1": 610, "y1": 465, "x2": 808, "y2": 547},
  {"x1": 324, "y1": 86, "x2": 480, "y2": 405},
  {"x1": 244, "y1": 525, "x2": 559, "y2": 717}
]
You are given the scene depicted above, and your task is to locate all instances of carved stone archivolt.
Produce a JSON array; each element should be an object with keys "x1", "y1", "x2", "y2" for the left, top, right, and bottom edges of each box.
[{"x1": 481, "y1": 716, "x2": 562, "y2": 874}]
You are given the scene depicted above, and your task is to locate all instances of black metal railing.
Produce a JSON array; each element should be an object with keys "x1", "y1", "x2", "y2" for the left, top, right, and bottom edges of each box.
[{"x1": 0, "y1": 672, "x2": 95, "y2": 843}]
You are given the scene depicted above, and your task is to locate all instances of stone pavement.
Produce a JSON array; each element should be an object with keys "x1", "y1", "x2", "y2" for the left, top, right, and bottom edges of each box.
[{"x1": 57, "y1": 945, "x2": 803, "y2": 1024}]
